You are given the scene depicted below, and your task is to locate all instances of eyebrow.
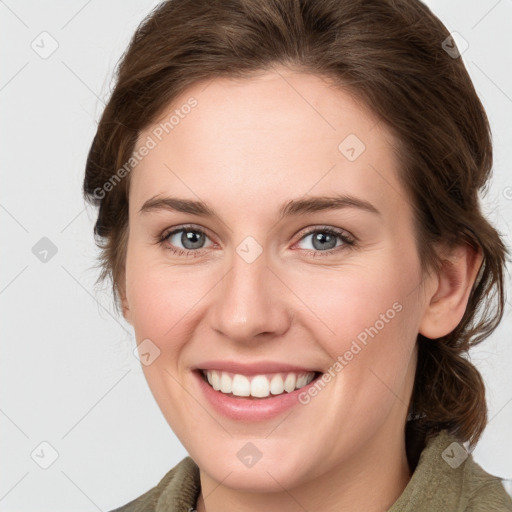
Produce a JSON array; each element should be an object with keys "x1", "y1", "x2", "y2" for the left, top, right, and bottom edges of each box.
[{"x1": 138, "y1": 193, "x2": 381, "y2": 220}]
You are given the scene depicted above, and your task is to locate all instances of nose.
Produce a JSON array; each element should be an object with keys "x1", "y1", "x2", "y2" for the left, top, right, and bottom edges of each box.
[{"x1": 208, "y1": 248, "x2": 293, "y2": 345}]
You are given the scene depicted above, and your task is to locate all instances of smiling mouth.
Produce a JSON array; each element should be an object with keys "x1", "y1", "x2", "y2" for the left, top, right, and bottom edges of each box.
[{"x1": 199, "y1": 369, "x2": 322, "y2": 399}]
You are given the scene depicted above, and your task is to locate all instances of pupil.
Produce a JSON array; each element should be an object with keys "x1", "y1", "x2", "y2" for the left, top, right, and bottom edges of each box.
[
  {"x1": 313, "y1": 232, "x2": 336, "y2": 250},
  {"x1": 183, "y1": 230, "x2": 204, "y2": 249}
]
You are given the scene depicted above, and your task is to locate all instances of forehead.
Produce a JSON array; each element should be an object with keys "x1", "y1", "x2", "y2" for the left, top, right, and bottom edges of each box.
[{"x1": 129, "y1": 68, "x2": 410, "y2": 225}]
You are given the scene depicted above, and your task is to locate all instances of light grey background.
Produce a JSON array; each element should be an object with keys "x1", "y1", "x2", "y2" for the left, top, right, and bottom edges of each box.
[{"x1": 0, "y1": 1, "x2": 511, "y2": 510}]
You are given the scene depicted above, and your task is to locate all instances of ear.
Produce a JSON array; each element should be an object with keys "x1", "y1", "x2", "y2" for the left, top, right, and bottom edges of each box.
[
  {"x1": 118, "y1": 274, "x2": 133, "y2": 326},
  {"x1": 419, "y1": 242, "x2": 483, "y2": 339}
]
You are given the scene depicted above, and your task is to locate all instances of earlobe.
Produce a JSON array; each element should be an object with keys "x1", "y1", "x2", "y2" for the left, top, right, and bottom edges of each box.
[
  {"x1": 419, "y1": 243, "x2": 483, "y2": 339},
  {"x1": 118, "y1": 281, "x2": 132, "y2": 325},
  {"x1": 121, "y1": 299, "x2": 132, "y2": 325}
]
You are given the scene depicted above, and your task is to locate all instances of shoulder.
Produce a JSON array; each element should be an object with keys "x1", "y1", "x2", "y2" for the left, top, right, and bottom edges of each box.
[
  {"x1": 461, "y1": 455, "x2": 512, "y2": 511},
  {"x1": 108, "y1": 456, "x2": 200, "y2": 512},
  {"x1": 390, "y1": 430, "x2": 512, "y2": 512}
]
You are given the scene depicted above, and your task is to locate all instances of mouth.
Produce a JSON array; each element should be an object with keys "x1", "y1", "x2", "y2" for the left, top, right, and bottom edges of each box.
[{"x1": 197, "y1": 369, "x2": 323, "y2": 399}]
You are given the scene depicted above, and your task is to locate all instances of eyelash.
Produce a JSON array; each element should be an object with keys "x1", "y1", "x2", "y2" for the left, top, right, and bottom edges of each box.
[{"x1": 157, "y1": 224, "x2": 356, "y2": 258}]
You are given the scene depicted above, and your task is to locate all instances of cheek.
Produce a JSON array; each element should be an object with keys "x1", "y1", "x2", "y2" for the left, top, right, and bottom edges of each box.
[
  {"x1": 125, "y1": 251, "x2": 226, "y2": 389},
  {"x1": 288, "y1": 251, "x2": 421, "y2": 408},
  {"x1": 288, "y1": 257, "x2": 416, "y2": 348},
  {"x1": 124, "y1": 256, "x2": 206, "y2": 426},
  {"x1": 125, "y1": 239, "x2": 204, "y2": 337}
]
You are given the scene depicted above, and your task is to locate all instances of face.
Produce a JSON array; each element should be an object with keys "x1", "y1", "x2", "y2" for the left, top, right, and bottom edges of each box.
[{"x1": 122, "y1": 67, "x2": 433, "y2": 491}]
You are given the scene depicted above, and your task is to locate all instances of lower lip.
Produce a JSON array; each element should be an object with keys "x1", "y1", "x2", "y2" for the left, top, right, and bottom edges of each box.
[{"x1": 193, "y1": 370, "x2": 322, "y2": 421}]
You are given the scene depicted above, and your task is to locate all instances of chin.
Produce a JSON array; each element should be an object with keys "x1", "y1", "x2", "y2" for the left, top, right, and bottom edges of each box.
[{"x1": 200, "y1": 456, "x2": 308, "y2": 492}]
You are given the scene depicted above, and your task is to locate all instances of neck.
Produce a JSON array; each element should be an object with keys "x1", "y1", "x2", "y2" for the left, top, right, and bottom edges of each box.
[{"x1": 195, "y1": 424, "x2": 411, "y2": 512}]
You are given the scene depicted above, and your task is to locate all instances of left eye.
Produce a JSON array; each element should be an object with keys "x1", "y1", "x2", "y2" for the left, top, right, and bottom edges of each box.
[{"x1": 294, "y1": 228, "x2": 354, "y2": 253}]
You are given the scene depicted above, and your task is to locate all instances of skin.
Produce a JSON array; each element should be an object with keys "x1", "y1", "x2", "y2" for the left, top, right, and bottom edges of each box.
[{"x1": 119, "y1": 66, "x2": 482, "y2": 512}]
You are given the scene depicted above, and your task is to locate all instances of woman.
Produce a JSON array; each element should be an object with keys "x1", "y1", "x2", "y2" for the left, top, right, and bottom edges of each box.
[{"x1": 84, "y1": 0, "x2": 512, "y2": 510}]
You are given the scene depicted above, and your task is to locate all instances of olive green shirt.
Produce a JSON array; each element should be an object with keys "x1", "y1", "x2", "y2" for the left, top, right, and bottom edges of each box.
[{"x1": 110, "y1": 430, "x2": 512, "y2": 511}]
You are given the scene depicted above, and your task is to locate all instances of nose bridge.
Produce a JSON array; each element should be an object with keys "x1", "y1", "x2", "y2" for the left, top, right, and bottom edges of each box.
[{"x1": 209, "y1": 237, "x2": 291, "y2": 342}]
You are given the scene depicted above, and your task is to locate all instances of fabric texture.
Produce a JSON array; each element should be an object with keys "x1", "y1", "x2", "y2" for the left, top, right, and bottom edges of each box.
[{"x1": 109, "y1": 430, "x2": 512, "y2": 511}]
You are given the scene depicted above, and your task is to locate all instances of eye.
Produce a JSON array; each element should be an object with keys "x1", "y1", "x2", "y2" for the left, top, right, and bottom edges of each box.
[
  {"x1": 158, "y1": 225, "x2": 355, "y2": 258},
  {"x1": 294, "y1": 227, "x2": 355, "y2": 257},
  {"x1": 158, "y1": 225, "x2": 213, "y2": 257}
]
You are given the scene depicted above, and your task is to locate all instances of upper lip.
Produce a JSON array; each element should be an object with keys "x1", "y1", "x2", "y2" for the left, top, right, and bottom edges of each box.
[{"x1": 193, "y1": 360, "x2": 320, "y2": 375}]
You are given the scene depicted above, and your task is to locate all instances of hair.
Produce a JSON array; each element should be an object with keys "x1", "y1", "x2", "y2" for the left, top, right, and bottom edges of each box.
[{"x1": 83, "y1": 0, "x2": 508, "y2": 456}]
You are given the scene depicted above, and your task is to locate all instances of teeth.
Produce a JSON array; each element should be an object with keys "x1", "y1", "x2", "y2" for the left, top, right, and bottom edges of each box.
[
  {"x1": 270, "y1": 374, "x2": 284, "y2": 395},
  {"x1": 210, "y1": 370, "x2": 221, "y2": 391},
  {"x1": 232, "y1": 374, "x2": 251, "y2": 396},
  {"x1": 296, "y1": 374, "x2": 307, "y2": 388},
  {"x1": 284, "y1": 373, "x2": 296, "y2": 392},
  {"x1": 251, "y1": 375, "x2": 270, "y2": 397},
  {"x1": 203, "y1": 370, "x2": 316, "y2": 398},
  {"x1": 220, "y1": 372, "x2": 232, "y2": 393}
]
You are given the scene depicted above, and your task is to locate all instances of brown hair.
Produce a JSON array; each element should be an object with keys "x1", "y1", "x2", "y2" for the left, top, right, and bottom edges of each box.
[{"x1": 83, "y1": 0, "x2": 508, "y2": 451}]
